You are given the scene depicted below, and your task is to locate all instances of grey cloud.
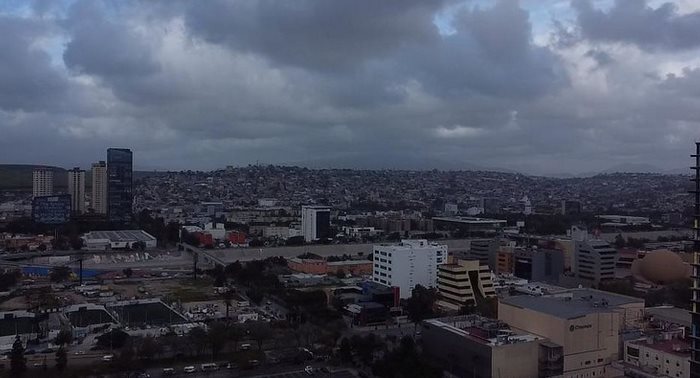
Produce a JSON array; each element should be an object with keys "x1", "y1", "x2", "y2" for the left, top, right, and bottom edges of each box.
[
  {"x1": 63, "y1": 1, "x2": 159, "y2": 77},
  {"x1": 183, "y1": 0, "x2": 446, "y2": 71},
  {"x1": 572, "y1": 0, "x2": 700, "y2": 51},
  {"x1": 584, "y1": 49, "x2": 614, "y2": 68},
  {"x1": 0, "y1": 17, "x2": 67, "y2": 111},
  {"x1": 407, "y1": 1, "x2": 568, "y2": 99}
]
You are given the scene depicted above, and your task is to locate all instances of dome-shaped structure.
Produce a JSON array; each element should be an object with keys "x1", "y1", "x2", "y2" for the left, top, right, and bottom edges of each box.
[{"x1": 631, "y1": 249, "x2": 689, "y2": 284}]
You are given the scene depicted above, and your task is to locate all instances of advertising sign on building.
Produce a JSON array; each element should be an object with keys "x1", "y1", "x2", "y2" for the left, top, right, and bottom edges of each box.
[{"x1": 32, "y1": 194, "x2": 71, "y2": 224}]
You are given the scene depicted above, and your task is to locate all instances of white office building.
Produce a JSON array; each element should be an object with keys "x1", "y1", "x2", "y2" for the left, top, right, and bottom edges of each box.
[
  {"x1": 373, "y1": 239, "x2": 447, "y2": 299},
  {"x1": 91, "y1": 161, "x2": 107, "y2": 214},
  {"x1": 301, "y1": 205, "x2": 331, "y2": 242},
  {"x1": 67, "y1": 167, "x2": 86, "y2": 214},
  {"x1": 32, "y1": 167, "x2": 53, "y2": 198},
  {"x1": 571, "y1": 228, "x2": 617, "y2": 286}
]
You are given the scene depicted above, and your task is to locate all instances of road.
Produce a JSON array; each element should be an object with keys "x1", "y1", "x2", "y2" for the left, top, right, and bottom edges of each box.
[
  {"x1": 142, "y1": 363, "x2": 356, "y2": 378},
  {"x1": 182, "y1": 238, "x2": 477, "y2": 266}
]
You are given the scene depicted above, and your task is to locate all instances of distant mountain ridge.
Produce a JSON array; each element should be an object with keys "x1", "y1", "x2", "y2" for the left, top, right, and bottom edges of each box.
[{"x1": 0, "y1": 161, "x2": 688, "y2": 190}]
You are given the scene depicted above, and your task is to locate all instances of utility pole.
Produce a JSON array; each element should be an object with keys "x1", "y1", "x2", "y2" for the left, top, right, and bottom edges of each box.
[
  {"x1": 78, "y1": 257, "x2": 83, "y2": 286},
  {"x1": 193, "y1": 252, "x2": 198, "y2": 280}
]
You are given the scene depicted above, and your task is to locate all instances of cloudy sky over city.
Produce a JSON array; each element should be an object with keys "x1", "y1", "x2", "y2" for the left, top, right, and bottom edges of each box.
[{"x1": 1, "y1": 0, "x2": 700, "y2": 175}]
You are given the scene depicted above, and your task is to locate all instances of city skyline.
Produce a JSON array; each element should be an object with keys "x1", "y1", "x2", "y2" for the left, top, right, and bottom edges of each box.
[{"x1": 1, "y1": 1, "x2": 700, "y2": 175}]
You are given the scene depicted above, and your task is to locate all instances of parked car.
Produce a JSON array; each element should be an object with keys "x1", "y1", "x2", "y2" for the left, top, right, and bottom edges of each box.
[
  {"x1": 161, "y1": 367, "x2": 176, "y2": 376},
  {"x1": 200, "y1": 363, "x2": 219, "y2": 372},
  {"x1": 183, "y1": 366, "x2": 196, "y2": 374},
  {"x1": 101, "y1": 355, "x2": 113, "y2": 363}
]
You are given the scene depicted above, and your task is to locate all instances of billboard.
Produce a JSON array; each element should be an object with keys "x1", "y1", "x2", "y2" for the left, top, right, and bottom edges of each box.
[{"x1": 32, "y1": 194, "x2": 71, "y2": 224}]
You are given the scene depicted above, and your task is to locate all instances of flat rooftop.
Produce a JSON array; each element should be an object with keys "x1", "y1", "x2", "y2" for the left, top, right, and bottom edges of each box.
[
  {"x1": 83, "y1": 230, "x2": 156, "y2": 242},
  {"x1": 645, "y1": 306, "x2": 691, "y2": 328},
  {"x1": 424, "y1": 318, "x2": 540, "y2": 347},
  {"x1": 630, "y1": 338, "x2": 691, "y2": 357},
  {"x1": 501, "y1": 288, "x2": 643, "y2": 319}
]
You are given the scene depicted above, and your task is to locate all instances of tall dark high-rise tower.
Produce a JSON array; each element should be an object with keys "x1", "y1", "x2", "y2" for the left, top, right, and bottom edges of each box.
[
  {"x1": 691, "y1": 141, "x2": 700, "y2": 377},
  {"x1": 107, "y1": 148, "x2": 133, "y2": 223}
]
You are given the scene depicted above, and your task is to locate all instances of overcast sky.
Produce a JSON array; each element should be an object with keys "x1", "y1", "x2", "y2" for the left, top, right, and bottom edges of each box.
[{"x1": 1, "y1": 0, "x2": 699, "y2": 175}]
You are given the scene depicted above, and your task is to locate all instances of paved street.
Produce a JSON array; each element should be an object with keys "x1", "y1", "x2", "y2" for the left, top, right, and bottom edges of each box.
[{"x1": 140, "y1": 364, "x2": 356, "y2": 378}]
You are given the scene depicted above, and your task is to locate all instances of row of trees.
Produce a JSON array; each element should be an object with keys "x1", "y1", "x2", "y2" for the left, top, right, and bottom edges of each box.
[
  {"x1": 8, "y1": 330, "x2": 72, "y2": 377},
  {"x1": 337, "y1": 334, "x2": 440, "y2": 378}
]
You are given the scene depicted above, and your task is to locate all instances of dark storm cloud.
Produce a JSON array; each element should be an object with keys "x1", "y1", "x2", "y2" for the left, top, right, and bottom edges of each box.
[
  {"x1": 572, "y1": 0, "x2": 700, "y2": 51},
  {"x1": 61, "y1": 1, "x2": 177, "y2": 105},
  {"x1": 0, "y1": 16, "x2": 67, "y2": 111},
  {"x1": 407, "y1": 1, "x2": 568, "y2": 99},
  {"x1": 183, "y1": 0, "x2": 447, "y2": 71}
]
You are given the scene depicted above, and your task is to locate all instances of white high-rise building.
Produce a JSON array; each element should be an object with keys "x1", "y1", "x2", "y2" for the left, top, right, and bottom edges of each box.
[
  {"x1": 91, "y1": 161, "x2": 107, "y2": 214},
  {"x1": 372, "y1": 239, "x2": 447, "y2": 299},
  {"x1": 67, "y1": 167, "x2": 85, "y2": 214},
  {"x1": 32, "y1": 167, "x2": 53, "y2": 198},
  {"x1": 570, "y1": 226, "x2": 617, "y2": 285},
  {"x1": 301, "y1": 205, "x2": 331, "y2": 242}
]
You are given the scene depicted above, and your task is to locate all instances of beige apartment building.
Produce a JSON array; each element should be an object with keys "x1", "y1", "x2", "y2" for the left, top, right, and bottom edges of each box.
[
  {"x1": 437, "y1": 256, "x2": 495, "y2": 311},
  {"x1": 624, "y1": 336, "x2": 690, "y2": 378},
  {"x1": 32, "y1": 167, "x2": 53, "y2": 198},
  {"x1": 91, "y1": 161, "x2": 107, "y2": 214}
]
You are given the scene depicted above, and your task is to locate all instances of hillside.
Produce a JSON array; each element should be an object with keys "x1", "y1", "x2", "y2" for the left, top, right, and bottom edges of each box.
[
  {"x1": 0, "y1": 164, "x2": 69, "y2": 190},
  {"x1": 0, "y1": 164, "x2": 163, "y2": 191}
]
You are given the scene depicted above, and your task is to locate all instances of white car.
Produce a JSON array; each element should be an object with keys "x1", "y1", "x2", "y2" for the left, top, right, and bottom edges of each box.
[
  {"x1": 102, "y1": 355, "x2": 113, "y2": 362},
  {"x1": 183, "y1": 366, "x2": 196, "y2": 374}
]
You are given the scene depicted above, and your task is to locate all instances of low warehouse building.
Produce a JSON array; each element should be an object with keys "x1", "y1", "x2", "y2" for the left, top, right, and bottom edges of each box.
[{"x1": 82, "y1": 230, "x2": 157, "y2": 250}]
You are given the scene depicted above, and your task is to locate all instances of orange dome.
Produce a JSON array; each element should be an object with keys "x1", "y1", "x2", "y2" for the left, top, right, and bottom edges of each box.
[{"x1": 631, "y1": 249, "x2": 689, "y2": 284}]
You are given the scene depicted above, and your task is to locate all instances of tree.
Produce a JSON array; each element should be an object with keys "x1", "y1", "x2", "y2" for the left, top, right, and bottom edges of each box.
[
  {"x1": 406, "y1": 285, "x2": 437, "y2": 330},
  {"x1": 188, "y1": 327, "x2": 208, "y2": 356},
  {"x1": 54, "y1": 329, "x2": 73, "y2": 347},
  {"x1": 115, "y1": 342, "x2": 135, "y2": 370},
  {"x1": 49, "y1": 266, "x2": 72, "y2": 283},
  {"x1": 613, "y1": 234, "x2": 626, "y2": 248},
  {"x1": 225, "y1": 324, "x2": 244, "y2": 353},
  {"x1": 475, "y1": 297, "x2": 498, "y2": 318},
  {"x1": 338, "y1": 337, "x2": 353, "y2": 364},
  {"x1": 249, "y1": 238, "x2": 264, "y2": 247},
  {"x1": 55, "y1": 346, "x2": 67, "y2": 373},
  {"x1": 10, "y1": 336, "x2": 26, "y2": 377},
  {"x1": 249, "y1": 322, "x2": 273, "y2": 350},
  {"x1": 286, "y1": 236, "x2": 305, "y2": 246},
  {"x1": 0, "y1": 270, "x2": 20, "y2": 291},
  {"x1": 137, "y1": 336, "x2": 161, "y2": 361},
  {"x1": 96, "y1": 329, "x2": 129, "y2": 349},
  {"x1": 69, "y1": 237, "x2": 83, "y2": 251},
  {"x1": 207, "y1": 323, "x2": 228, "y2": 360}
]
